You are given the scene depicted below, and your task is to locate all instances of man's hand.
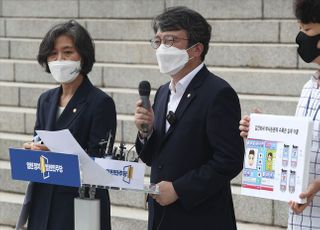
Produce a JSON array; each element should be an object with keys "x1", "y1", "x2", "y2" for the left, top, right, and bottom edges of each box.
[
  {"x1": 135, "y1": 100, "x2": 154, "y2": 137},
  {"x1": 152, "y1": 181, "x2": 178, "y2": 206},
  {"x1": 289, "y1": 179, "x2": 320, "y2": 214}
]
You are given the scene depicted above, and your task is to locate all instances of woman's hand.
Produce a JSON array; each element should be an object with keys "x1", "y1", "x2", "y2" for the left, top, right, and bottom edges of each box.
[
  {"x1": 239, "y1": 115, "x2": 250, "y2": 138},
  {"x1": 289, "y1": 179, "x2": 320, "y2": 214},
  {"x1": 239, "y1": 108, "x2": 261, "y2": 138},
  {"x1": 23, "y1": 142, "x2": 49, "y2": 151}
]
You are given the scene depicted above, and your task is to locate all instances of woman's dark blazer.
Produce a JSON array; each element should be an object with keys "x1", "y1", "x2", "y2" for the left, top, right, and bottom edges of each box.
[{"x1": 25, "y1": 77, "x2": 116, "y2": 230}]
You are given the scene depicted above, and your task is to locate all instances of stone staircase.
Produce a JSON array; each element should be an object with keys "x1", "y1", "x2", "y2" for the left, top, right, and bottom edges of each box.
[{"x1": 1, "y1": 0, "x2": 318, "y2": 229}]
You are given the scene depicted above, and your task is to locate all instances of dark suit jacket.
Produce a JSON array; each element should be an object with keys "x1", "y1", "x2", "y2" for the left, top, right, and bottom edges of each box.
[
  {"x1": 26, "y1": 77, "x2": 116, "y2": 230},
  {"x1": 136, "y1": 66, "x2": 244, "y2": 230}
]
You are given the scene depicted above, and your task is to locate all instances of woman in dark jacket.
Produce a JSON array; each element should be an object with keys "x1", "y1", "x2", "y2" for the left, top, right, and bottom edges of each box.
[{"x1": 17, "y1": 20, "x2": 116, "y2": 230}]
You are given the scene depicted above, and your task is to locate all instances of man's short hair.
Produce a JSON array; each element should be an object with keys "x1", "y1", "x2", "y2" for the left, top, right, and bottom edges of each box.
[
  {"x1": 37, "y1": 20, "x2": 95, "y2": 75},
  {"x1": 152, "y1": 6, "x2": 212, "y2": 61},
  {"x1": 295, "y1": 0, "x2": 320, "y2": 24}
]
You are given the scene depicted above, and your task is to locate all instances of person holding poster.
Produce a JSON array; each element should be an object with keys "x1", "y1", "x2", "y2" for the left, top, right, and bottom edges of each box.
[{"x1": 239, "y1": 0, "x2": 320, "y2": 229}]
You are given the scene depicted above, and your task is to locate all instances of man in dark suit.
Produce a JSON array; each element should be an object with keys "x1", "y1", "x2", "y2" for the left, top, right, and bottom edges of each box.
[{"x1": 134, "y1": 7, "x2": 244, "y2": 230}]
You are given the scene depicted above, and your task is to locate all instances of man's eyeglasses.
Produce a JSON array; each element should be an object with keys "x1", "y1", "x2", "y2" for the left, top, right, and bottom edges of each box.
[{"x1": 149, "y1": 35, "x2": 189, "y2": 49}]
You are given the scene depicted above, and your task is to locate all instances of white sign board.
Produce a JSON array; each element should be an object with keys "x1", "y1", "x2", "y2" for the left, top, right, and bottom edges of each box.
[
  {"x1": 94, "y1": 158, "x2": 145, "y2": 190},
  {"x1": 241, "y1": 114, "x2": 313, "y2": 203}
]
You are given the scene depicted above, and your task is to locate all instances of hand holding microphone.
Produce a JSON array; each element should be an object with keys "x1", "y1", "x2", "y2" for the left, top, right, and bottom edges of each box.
[{"x1": 135, "y1": 81, "x2": 154, "y2": 138}]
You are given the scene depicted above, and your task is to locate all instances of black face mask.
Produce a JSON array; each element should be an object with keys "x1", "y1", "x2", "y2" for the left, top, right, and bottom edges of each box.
[{"x1": 296, "y1": 31, "x2": 320, "y2": 63}]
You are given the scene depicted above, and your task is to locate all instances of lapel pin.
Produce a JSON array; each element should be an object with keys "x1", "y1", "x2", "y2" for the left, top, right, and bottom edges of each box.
[
  {"x1": 187, "y1": 93, "x2": 191, "y2": 98},
  {"x1": 73, "y1": 108, "x2": 77, "y2": 113}
]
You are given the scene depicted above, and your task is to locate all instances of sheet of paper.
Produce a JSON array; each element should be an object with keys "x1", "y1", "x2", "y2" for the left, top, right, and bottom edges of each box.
[{"x1": 36, "y1": 129, "x2": 114, "y2": 185}]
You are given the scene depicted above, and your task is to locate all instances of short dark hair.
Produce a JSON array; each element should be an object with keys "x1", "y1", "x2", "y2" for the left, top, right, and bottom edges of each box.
[
  {"x1": 152, "y1": 6, "x2": 212, "y2": 61},
  {"x1": 249, "y1": 150, "x2": 255, "y2": 156},
  {"x1": 294, "y1": 0, "x2": 320, "y2": 24},
  {"x1": 37, "y1": 20, "x2": 95, "y2": 75}
]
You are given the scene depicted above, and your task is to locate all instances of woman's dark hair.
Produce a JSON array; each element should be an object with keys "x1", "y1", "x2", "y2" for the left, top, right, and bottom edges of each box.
[
  {"x1": 295, "y1": 0, "x2": 320, "y2": 24},
  {"x1": 37, "y1": 20, "x2": 95, "y2": 75},
  {"x1": 152, "y1": 6, "x2": 212, "y2": 61}
]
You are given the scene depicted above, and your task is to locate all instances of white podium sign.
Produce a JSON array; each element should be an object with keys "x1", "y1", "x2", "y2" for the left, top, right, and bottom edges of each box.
[{"x1": 94, "y1": 158, "x2": 145, "y2": 190}]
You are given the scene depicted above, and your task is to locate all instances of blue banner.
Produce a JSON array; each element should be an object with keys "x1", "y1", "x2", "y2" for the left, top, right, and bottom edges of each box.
[{"x1": 9, "y1": 148, "x2": 81, "y2": 187}]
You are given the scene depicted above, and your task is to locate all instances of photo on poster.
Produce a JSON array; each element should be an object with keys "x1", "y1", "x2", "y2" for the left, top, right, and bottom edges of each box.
[{"x1": 245, "y1": 148, "x2": 258, "y2": 169}]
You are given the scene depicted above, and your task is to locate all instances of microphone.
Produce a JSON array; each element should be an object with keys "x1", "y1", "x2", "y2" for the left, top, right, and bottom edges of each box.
[
  {"x1": 138, "y1": 81, "x2": 151, "y2": 109},
  {"x1": 166, "y1": 111, "x2": 176, "y2": 126},
  {"x1": 138, "y1": 81, "x2": 151, "y2": 134}
]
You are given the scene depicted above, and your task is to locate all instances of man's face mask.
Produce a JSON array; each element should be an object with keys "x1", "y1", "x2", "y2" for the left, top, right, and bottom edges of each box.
[
  {"x1": 155, "y1": 43, "x2": 198, "y2": 75},
  {"x1": 296, "y1": 31, "x2": 320, "y2": 63},
  {"x1": 48, "y1": 60, "x2": 81, "y2": 83}
]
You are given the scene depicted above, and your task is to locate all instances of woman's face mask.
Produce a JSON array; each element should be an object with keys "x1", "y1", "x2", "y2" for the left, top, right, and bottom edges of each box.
[
  {"x1": 296, "y1": 31, "x2": 320, "y2": 63},
  {"x1": 48, "y1": 60, "x2": 81, "y2": 84}
]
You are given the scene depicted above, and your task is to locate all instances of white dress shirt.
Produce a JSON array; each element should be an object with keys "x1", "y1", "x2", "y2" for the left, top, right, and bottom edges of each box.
[
  {"x1": 166, "y1": 63, "x2": 204, "y2": 131},
  {"x1": 288, "y1": 70, "x2": 320, "y2": 229}
]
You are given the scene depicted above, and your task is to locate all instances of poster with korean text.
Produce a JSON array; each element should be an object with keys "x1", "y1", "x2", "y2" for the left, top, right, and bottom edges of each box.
[{"x1": 241, "y1": 113, "x2": 313, "y2": 203}]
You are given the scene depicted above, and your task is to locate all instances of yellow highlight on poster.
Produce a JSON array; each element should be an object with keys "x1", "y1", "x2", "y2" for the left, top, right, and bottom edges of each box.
[{"x1": 40, "y1": 155, "x2": 46, "y2": 173}]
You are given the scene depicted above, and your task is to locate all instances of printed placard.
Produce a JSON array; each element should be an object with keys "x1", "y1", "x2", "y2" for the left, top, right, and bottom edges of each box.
[
  {"x1": 9, "y1": 148, "x2": 81, "y2": 187},
  {"x1": 241, "y1": 114, "x2": 313, "y2": 203}
]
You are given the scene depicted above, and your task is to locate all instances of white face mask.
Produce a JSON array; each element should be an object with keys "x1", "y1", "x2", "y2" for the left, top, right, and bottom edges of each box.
[
  {"x1": 155, "y1": 43, "x2": 197, "y2": 75},
  {"x1": 48, "y1": 60, "x2": 81, "y2": 83}
]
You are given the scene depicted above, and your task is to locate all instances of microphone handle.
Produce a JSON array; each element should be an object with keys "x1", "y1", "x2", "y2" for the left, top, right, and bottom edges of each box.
[
  {"x1": 140, "y1": 95, "x2": 150, "y2": 109},
  {"x1": 141, "y1": 123, "x2": 149, "y2": 134}
]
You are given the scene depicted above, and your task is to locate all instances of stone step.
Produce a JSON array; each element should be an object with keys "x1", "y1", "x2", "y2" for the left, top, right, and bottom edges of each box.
[
  {"x1": 0, "y1": 37, "x2": 302, "y2": 68},
  {"x1": 0, "y1": 0, "x2": 294, "y2": 20},
  {"x1": 240, "y1": 94, "x2": 298, "y2": 117},
  {"x1": 0, "y1": 59, "x2": 316, "y2": 96},
  {"x1": 237, "y1": 222, "x2": 286, "y2": 230},
  {"x1": 0, "y1": 186, "x2": 288, "y2": 229},
  {"x1": 112, "y1": 206, "x2": 287, "y2": 230},
  {"x1": 232, "y1": 186, "x2": 288, "y2": 227},
  {"x1": 0, "y1": 222, "x2": 286, "y2": 230},
  {"x1": 0, "y1": 160, "x2": 27, "y2": 194},
  {"x1": 110, "y1": 205, "x2": 147, "y2": 230},
  {"x1": 0, "y1": 104, "x2": 138, "y2": 143},
  {"x1": 0, "y1": 77, "x2": 303, "y2": 114},
  {"x1": 0, "y1": 78, "x2": 300, "y2": 115},
  {"x1": 0, "y1": 96, "x2": 298, "y2": 145},
  {"x1": 0, "y1": 190, "x2": 147, "y2": 229},
  {"x1": 0, "y1": 225, "x2": 15, "y2": 230},
  {"x1": 0, "y1": 17, "x2": 298, "y2": 43},
  {"x1": 0, "y1": 133, "x2": 29, "y2": 161},
  {"x1": 0, "y1": 95, "x2": 299, "y2": 145}
]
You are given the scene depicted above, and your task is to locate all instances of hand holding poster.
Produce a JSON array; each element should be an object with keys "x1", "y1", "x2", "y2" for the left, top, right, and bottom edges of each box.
[{"x1": 241, "y1": 113, "x2": 313, "y2": 203}]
